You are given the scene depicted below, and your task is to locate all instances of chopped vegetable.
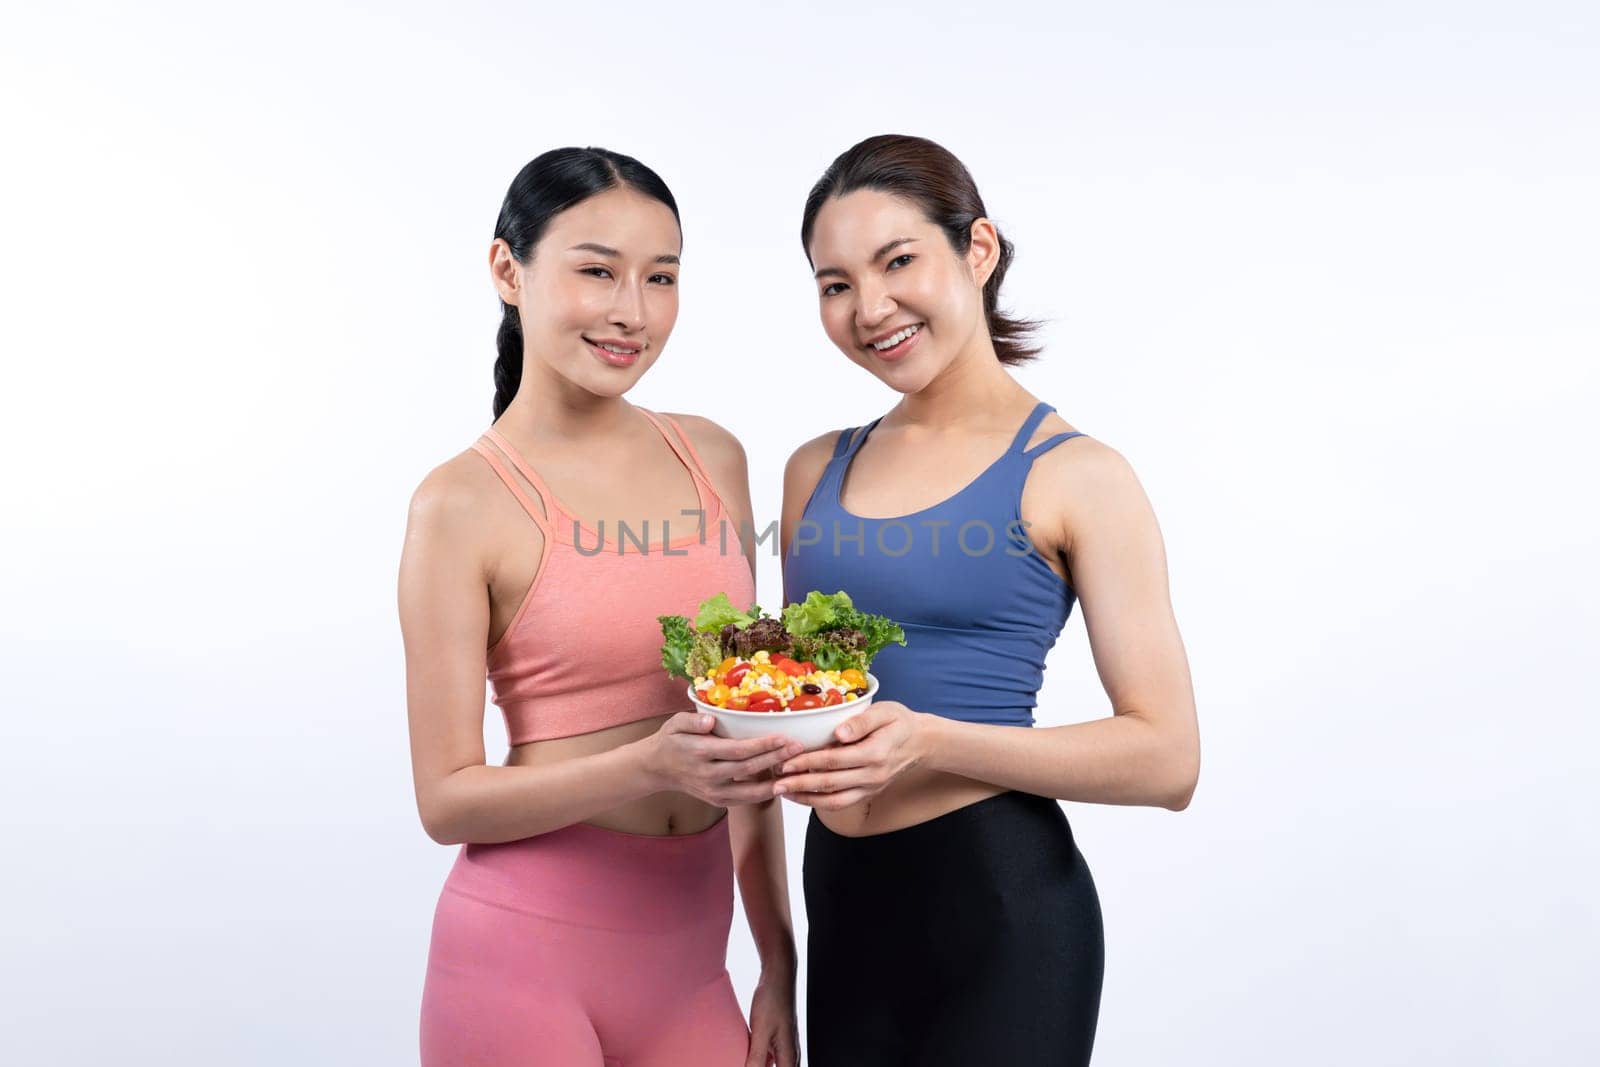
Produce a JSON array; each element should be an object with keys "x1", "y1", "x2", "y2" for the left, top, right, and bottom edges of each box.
[{"x1": 659, "y1": 590, "x2": 905, "y2": 705}]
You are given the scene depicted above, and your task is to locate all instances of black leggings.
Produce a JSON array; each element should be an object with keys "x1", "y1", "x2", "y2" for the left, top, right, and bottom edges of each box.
[{"x1": 803, "y1": 791, "x2": 1104, "y2": 1066}]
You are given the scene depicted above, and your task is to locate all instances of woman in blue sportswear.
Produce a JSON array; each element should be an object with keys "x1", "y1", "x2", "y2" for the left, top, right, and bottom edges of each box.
[{"x1": 775, "y1": 134, "x2": 1201, "y2": 1067}]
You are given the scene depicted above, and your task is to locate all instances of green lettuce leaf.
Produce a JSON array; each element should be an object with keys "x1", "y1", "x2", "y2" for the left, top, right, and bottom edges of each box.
[
  {"x1": 781, "y1": 590, "x2": 852, "y2": 636},
  {"x1": 790, "y1": 633, "x2": 866, "y2": 673},
  {"x1": 693, "y1": 592, "x2": 757, "y2": 634},
  {"x1": 835, "y1": 606, "x2": 906, "y2": 659},
  {"x1": 670, "y1": 590, "x2": 905, "y2": 680},
  {"x1": 686, "y1": 633, "x2": 727, "y2": 679},
  {"x1": 658, "y1": 614, "x2": 696, "y2": 679},
  {"x1": 783, "y1": 589, "x2": 906, "y2": 669}
]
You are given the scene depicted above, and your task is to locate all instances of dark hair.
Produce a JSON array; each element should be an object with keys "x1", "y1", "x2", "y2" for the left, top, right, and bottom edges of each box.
[
  {"x1": 800, "y1": 134, "x2": 1040, "y2": 365},
  {"x1": 491, "y1": 147, "x2": 681, "y2": 418}
]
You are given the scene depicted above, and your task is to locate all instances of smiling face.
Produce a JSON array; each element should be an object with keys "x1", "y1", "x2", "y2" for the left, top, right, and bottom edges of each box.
[
  {"x1": 491, "y1": 185, "x2": 682, "y2": 398},
  {"x1": 807, "y1": 189, "x2": 997, "y2": 393}
]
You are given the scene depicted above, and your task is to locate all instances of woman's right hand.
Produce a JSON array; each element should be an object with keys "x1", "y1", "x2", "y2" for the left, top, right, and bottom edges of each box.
[{"x1": 642, "y1": 712, "x2": 803, "y2": 806}]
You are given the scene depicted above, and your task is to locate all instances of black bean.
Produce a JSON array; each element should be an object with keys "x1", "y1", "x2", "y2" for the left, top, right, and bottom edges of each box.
[
  {"x1": 849, "y1": 687, "x2": 869, "y2": 698},
  {"x1": 801, "y1": 683, "x2": 822, "y2": 695}
]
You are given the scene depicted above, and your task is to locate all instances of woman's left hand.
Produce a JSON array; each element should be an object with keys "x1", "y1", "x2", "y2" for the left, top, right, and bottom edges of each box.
[
  {"x1": 773, "y1": 701, "x2": 926, "y2": 809},
  {"x1": 746, "y1": 965, "x2": 799, "y2": 1067}
]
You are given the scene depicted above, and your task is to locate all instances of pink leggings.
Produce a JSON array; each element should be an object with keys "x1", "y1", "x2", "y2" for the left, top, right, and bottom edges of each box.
[{"x1": 420, "y1": 814, "x2": 750, "y2": 1066}]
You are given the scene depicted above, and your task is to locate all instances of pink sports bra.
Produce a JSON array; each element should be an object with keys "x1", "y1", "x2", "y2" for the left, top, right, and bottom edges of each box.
[{"x1": 468, "y1": 408, "x2": 755, "y2": 745}]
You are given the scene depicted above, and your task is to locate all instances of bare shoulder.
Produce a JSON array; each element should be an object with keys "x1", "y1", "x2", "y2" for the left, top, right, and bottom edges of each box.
[
  {"x1": 1020, "y1": 415, "x2": 1152, "y2": 545},
  {"x1": 784, "y1": 427, "x2": 844, "y2": 493},
  {"x1": 660, "y1": 410, "x2": 748, "y2": 482},
  {"x1": 1036, "y1": 430, "x2": 1136, "y2": 492},
  {"x1": 404, "y1": 449, "x2": 499, "y2": 554},
  {"x1": 1021, "y1": 410, "x2": 1131, "y2": 482},
  {"x1": 778, "y1": 427, "x2": 848, "y2": 554}
]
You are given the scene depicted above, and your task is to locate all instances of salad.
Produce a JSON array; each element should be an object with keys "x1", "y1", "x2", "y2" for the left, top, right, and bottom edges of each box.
[{"x1": 658, "y1": 590, "x2": 906, "y2": 713}]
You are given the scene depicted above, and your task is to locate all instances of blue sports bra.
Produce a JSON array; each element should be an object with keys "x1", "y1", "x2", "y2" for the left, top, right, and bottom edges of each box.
[{"x1": 783, "y1": 401, "x2": 1085, "y2": 727}]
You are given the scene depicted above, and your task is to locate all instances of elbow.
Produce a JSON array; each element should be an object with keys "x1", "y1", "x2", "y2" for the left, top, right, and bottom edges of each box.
[
  {"x1": 1161, "y1": 736, "x2": 1201, "y2": 813},
  {"x1": 420, "y1": 808, "x2": 460, "y2": 846},
  {"x1": 417, "y1": 793, "x2": 465, "y2": 846},
  {"x1": 417, "y1": 766, "x2": 486, "y2": 845}
]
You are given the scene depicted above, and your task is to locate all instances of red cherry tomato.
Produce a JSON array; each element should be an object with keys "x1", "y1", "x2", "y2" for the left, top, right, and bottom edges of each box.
[
  {"x1": 772, "y1": 657, "x2": 804, "y2": 676},
  {"x1": 745, "y1": 693, "x2": 781, "y2": 712},
  {"x1": 796, "y1": 661, "x2": 816, "y2": 674},
  {"x1": 822, "y1": 689, "x2": 843, "y2": 706},
  {"x1": 724, "y1": 664, "x2": 750, "y2": 687},
  {"x1": 789, "y1": 693, "x2": 823, "y2": 710}
]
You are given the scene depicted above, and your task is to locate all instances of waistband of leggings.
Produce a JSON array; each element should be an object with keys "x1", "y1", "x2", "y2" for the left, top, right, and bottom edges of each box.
[
  {"x1": 807, "y1": 790, "x2": 1065, "y2": 850},
  {"x1": 442, "y1": 813, "x2": 733, "y2": 930}
]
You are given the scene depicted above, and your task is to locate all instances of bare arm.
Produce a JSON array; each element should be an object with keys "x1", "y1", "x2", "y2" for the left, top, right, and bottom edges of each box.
[
  {"x1": 730, "y1": 792, "x2": 799, "y2": 1066},
  {"x1": 399, "y1": 461, "x2": 792, "y2": 846},
  {"x1": 776, "y1": 440, "x2": 1200, "y2": 812}
]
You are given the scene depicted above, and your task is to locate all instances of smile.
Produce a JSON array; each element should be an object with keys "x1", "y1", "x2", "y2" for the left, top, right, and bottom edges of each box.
[
  {"x1": 585, "y1": 337, "x2": 641, "y2": 356},
  {"x1": 865, "y1": 323, "x2": 923, "y2": 357},
  {"x1": 869, "y1": 323, "x2": 922, "y2": 351}
]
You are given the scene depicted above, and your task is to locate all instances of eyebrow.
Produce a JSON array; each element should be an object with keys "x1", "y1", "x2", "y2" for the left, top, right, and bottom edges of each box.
[
  {"x1": 567, "y1": 242, "x2": 680, "y2": 265},
  {"x1": 813, "y1": 237, "x2": 917, "y2": 280}
]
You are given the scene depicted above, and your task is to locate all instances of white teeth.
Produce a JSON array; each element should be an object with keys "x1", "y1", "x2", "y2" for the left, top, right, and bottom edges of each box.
[
  {"x1": 871, "y1": 323, "x2": 921, "y2": 351},
  {"x1": 597, "y1": 342, "x2": 637, "y2": 355}
]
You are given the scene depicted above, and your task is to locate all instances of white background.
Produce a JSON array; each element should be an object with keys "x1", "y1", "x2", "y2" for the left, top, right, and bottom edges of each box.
[{"x1": 3, "y1": 2, "x2": 1597, "y2": 1064}]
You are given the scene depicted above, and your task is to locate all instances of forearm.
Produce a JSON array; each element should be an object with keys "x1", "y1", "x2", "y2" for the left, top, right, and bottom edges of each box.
[
  {"x1": 919, "y1": 710, "x2": 1199, "y2": 811},
  {"x1": 728, "y1": 797, "x2": 798, "y2": 970},
  {"x1": 421, "y1": 739, "x2": 660, "y2": 845}
]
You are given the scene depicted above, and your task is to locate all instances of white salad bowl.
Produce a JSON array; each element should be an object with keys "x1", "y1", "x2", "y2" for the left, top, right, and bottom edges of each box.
[{"x1": 686, "y1": 673, "x2": 879, "y2": 752}]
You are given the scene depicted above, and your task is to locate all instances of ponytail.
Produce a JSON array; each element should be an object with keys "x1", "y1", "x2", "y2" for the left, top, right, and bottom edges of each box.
[{"x1": 492, "y1": 302, "x2": 522, "y2": 420}]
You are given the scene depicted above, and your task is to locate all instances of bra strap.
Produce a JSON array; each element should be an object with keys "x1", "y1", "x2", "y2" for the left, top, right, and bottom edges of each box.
[
  {"x1": 831, "y1": 426, "x2": 858, "y2": 459},
  {"x1": 1008, "y1": 402, "x2": 1056, "y2": 453},
  {"x1": 481, "y1": 426, "x2": 565, "y2": 518},
  {"x1": 1023, "y1": 431, "x2": 1086, "y2": 459},
  {"x1": 470, "y1": 439, "x2": 552, "y2": 534},
  {"x1": 638, "y1": 409, "x2": 720, "y2": 518},
  {"x1": 840, "y1": 417, "x2": 884, "y2": 459},
  {"x1": 640, "y1": 410, "x2": 706, "y2": 481}
]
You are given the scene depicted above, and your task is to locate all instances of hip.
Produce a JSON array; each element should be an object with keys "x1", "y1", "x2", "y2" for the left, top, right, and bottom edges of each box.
[
  {"x1": 802, "y1": 791, "x2": 1104, "y2": 1065},
  {"x1": 803, "y1": 790, "x2": 1098, "y2": 918},
  {"x1": 424, "y1": 815, "x2": 740, "y2": 1036}
]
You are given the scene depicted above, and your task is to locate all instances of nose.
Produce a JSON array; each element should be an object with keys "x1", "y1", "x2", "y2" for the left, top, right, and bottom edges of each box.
[
  {"x1": 853, "y1": 277, "x2": 895, "y2": 332},
  {"x1": 609, "y1": 277, "x2": 646, "y2": 333}
]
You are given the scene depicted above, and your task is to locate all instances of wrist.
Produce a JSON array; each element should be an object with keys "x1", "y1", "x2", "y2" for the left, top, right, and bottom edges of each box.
[
  {"x1": 757, "y1": 940, "x2": 798, "y2": 977},
  {"x1": 626, "y1": 731, "x2": 667, "y2": 795},
  {"x1": 913, "y1": 709, "x2": 948, "y2": 773}
]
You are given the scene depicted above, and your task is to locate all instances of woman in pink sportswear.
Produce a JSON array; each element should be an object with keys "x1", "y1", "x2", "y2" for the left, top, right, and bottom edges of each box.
[{"x1": 398, "y1": 148, "x2": 800, "y2": 1067}]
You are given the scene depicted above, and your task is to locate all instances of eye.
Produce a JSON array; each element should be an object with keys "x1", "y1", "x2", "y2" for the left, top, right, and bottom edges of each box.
[
  {"x1": 887, "y1": 253, "x2": 915, "y2": 269},
  {"x1": 820, "y1": 282, "x2": 848, "y2": 297},
  {"x1": 581, "y1": 266, "x2": 613, "y2": 279},
  {"x1": 649, "y1": 273, "x2": 676, "y2": 286}
]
